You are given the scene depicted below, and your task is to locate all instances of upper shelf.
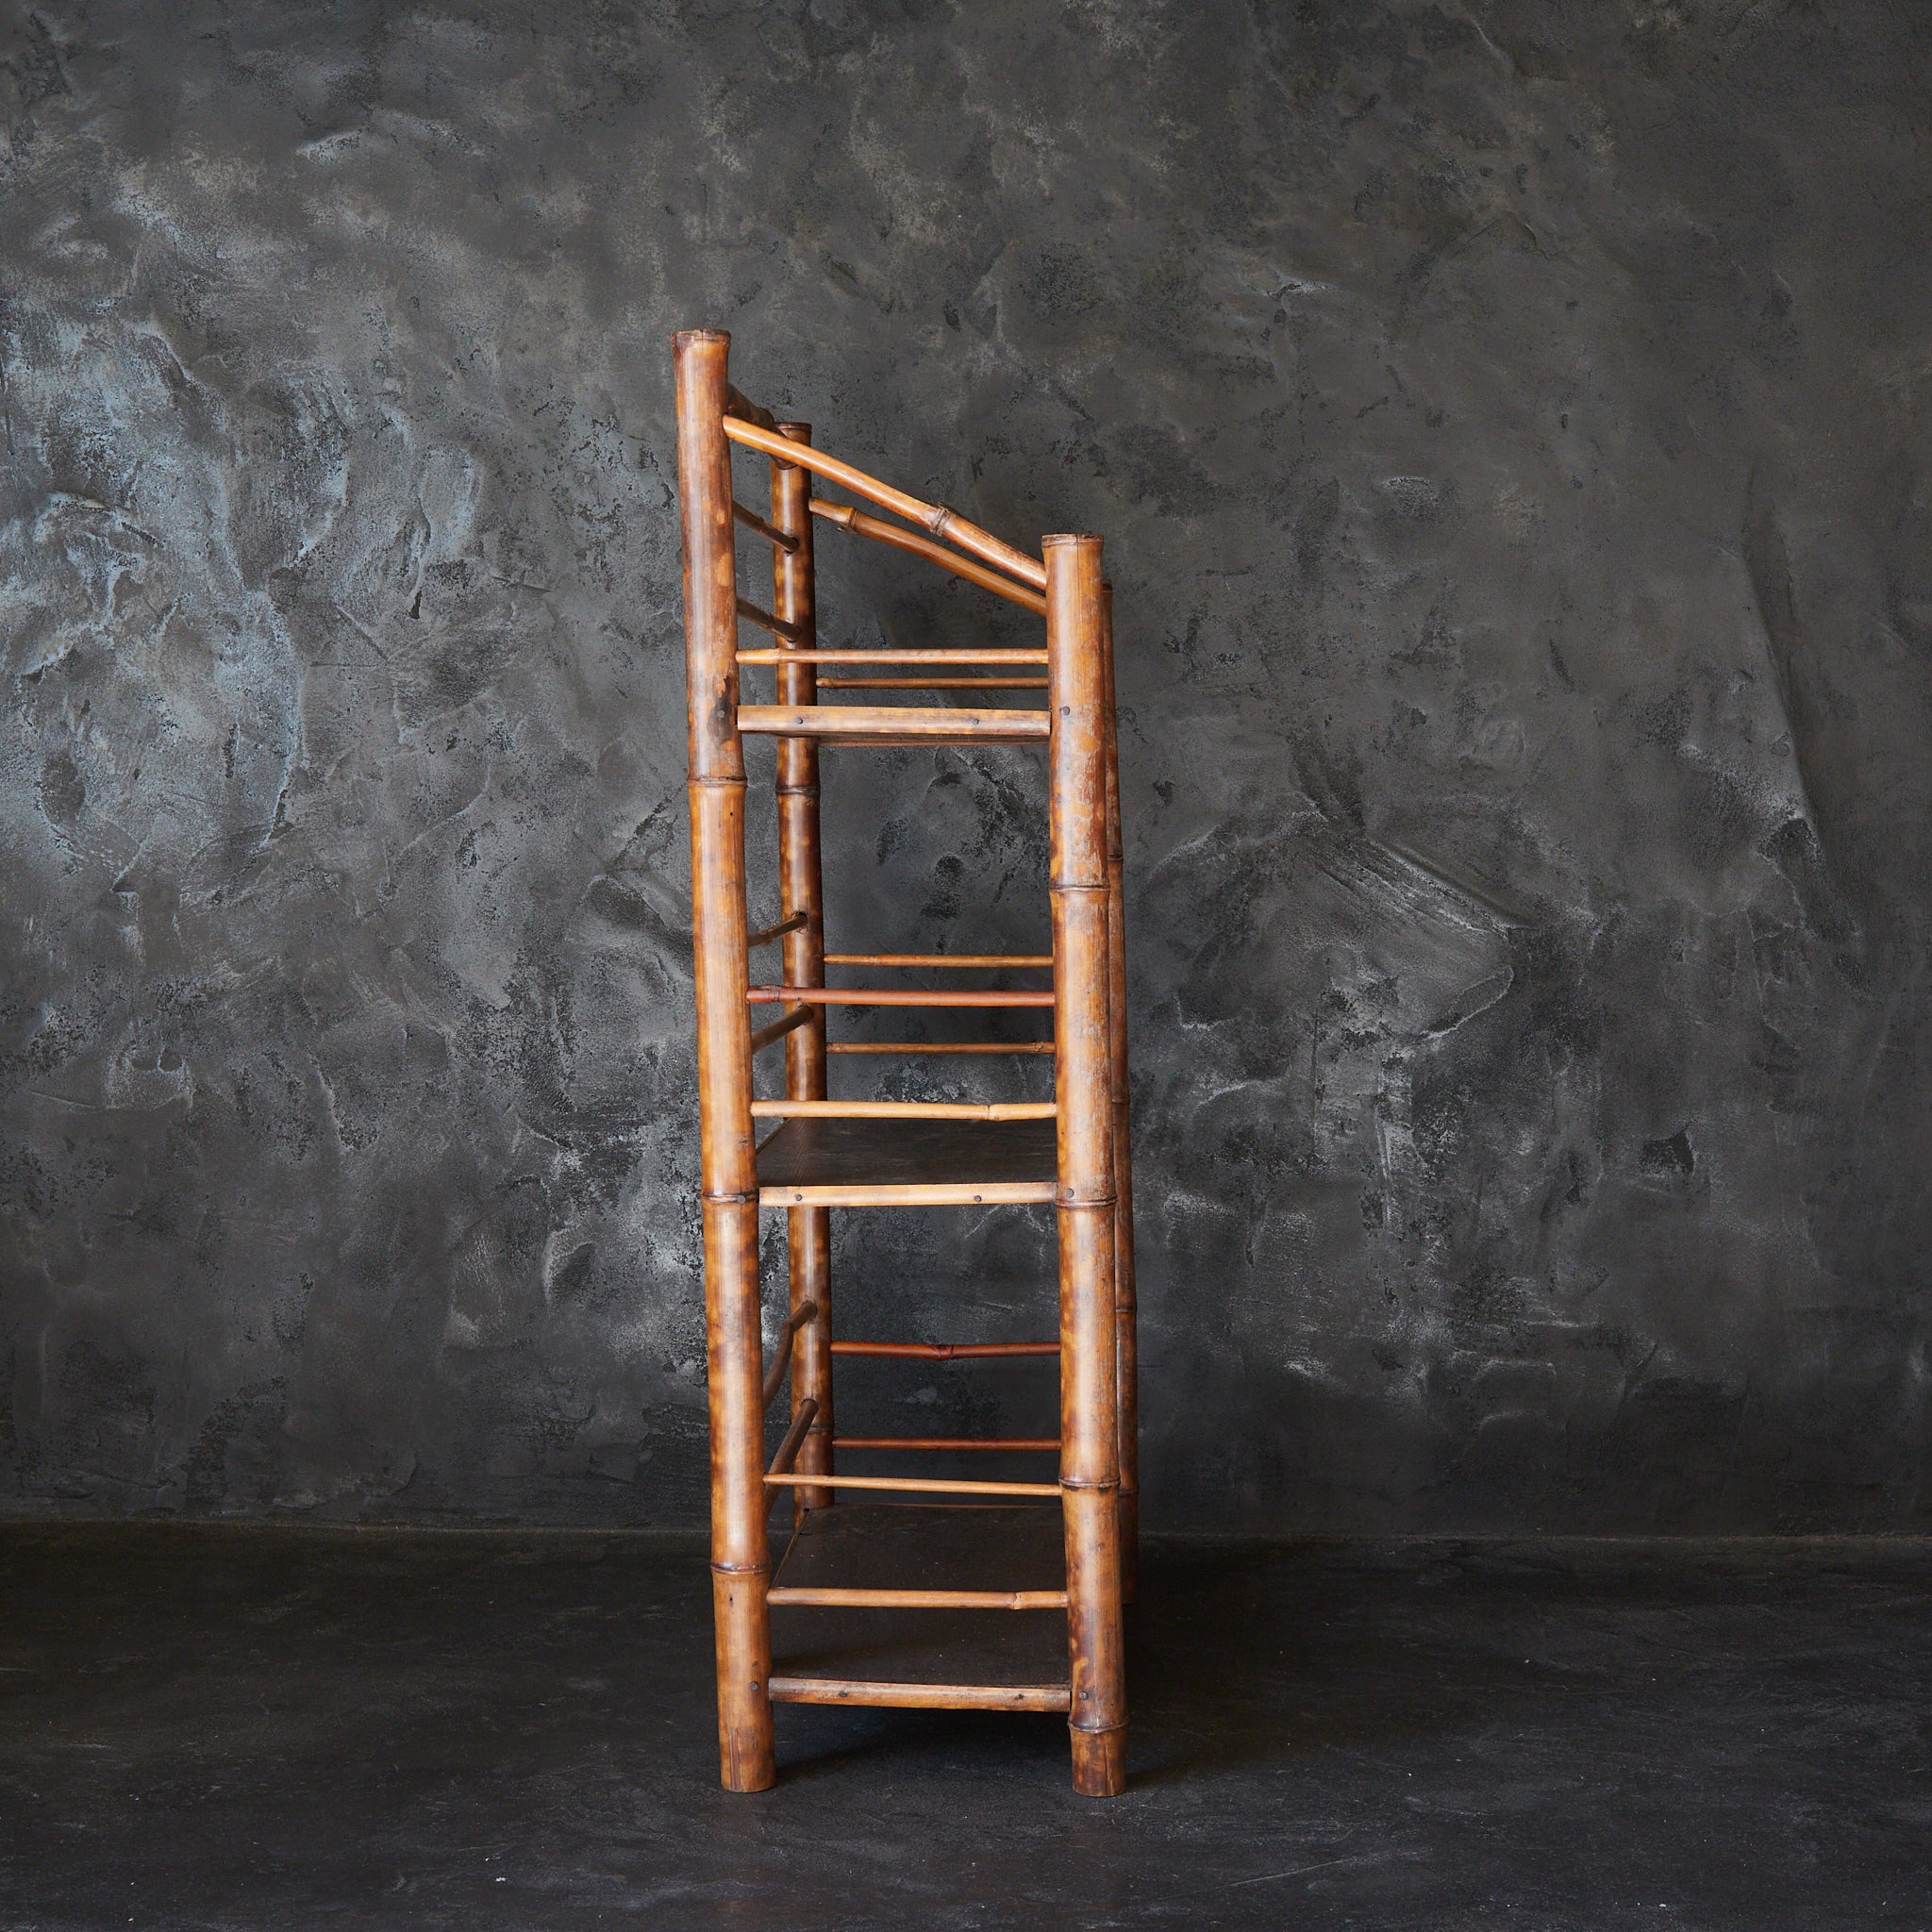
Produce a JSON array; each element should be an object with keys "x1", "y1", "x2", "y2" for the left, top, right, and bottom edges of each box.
[{"x1": 758, "y1": 1115, "x2": 1058, "y2": 1208}]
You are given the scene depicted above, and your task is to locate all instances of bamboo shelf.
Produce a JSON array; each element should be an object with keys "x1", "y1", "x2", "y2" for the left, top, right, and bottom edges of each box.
[{"x1": 674, "y1": 329, "x2": 1137, "y2": 1797}]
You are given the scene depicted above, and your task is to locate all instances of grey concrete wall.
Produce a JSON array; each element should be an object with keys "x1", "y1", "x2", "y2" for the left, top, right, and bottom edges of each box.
[{"x1": 5, "y1": 0, "x2": 1930, "y2": 1531}]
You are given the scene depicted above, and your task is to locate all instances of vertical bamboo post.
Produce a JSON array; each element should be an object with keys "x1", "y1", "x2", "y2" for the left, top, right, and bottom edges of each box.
[
  {"x1": 674, "y1": 329, "x2": 774, "y2": 1794},
  {"x1": 1046, "y1": 534, "x2": 1126, "y2": 1798},
  {"x1": 1101, "y1": 584, "x2": 1139, "y2": 1603},
  {"x1": 771, "y1": 423, "x2": 834, "y2": 1516}
]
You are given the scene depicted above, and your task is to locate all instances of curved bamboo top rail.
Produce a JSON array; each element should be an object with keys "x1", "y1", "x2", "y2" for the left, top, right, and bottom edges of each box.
[
  {"x1": 810, "y1": 499, "x2": 1048, "y2": 614},
  {"x1": 824, "y1": 953, "x2": 1052, "y2": 968},
  {"x1": 748, "y1": 986, "x2": 1055, "y2": 1008},
  {"x1": 736, "y1": 649, "x2": 1047, "y2": 665},
  {"x1": 724, "y1": 387, "x2": 778, "y2": 430},
  {"x1": 748, "y1": 1100, "x2": 1056, "y2": 1122},
  {"x1": 721, "y1": 415, "x2": 1047, "y2": 593}
]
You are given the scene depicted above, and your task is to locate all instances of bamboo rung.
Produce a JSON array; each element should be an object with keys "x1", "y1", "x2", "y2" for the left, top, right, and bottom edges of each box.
[
  {"x1": 831, "y1": 1341, "x2": 1058, "y2": 1359},
  {"x1": 749, "y1": 987, "x2": 1055, "y2": 1008},
  {"x1": 748, "y1": 1005, "x2": 811, "y2": 1055},
  {"x1": 737, "y1": 649, "x2": 1047, "y2": 666},
  {"x1": 826, "y1": 1041, "x2": 1055, "y2": 1056},
  {"x1": 835, "y1": 1437, "x2": 1059, "y2": 1451},
  {"x1": 736, "y1": 596, "x2": 805, "y2": 642},
  {"x1": 810, "y1": 498, "x2": 1050, "y2": 615},
  {"x1": 767, "y1": 1586, "x2": 1067, "y2": 1609},
  {"x1": 818, "y1": 677, "x2": 1050, "y2": 691},
  {"x1": 762, "y1": 1181, "x2": 1057, "y2": 1208},
  {"x1": 738, "y1": 705, "x2": 1049, "y2": 743},
  {"x1": 733, "y1": 499, "x2": 798, "y2": 552},
  {"x1": 747, "y1": 911, "x2": 808, "y2": 948},
  {"x1": 769, "y1": 1677, "x2": 1072, "y2": 1714},
  {"x1": 824, "y1": 954, "x2": 1052, "y2": 968},
  {"x1": 762, "y1": 1473, "x2": 1059, "y2": 1497},
  {"x1": 749, "y1": 1100, "x2": 1055, "y2": 1122}
]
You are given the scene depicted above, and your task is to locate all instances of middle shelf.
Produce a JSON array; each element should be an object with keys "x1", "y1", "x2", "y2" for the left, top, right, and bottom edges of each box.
[{"x1": 757, "y1": 1115, "x2": 1058, "y2": 1208}]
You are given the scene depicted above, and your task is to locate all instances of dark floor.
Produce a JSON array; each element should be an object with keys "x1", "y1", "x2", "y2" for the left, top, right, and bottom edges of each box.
[{"x1": 1, "y1": 1525, "x2": 1927, "y2": 1930}]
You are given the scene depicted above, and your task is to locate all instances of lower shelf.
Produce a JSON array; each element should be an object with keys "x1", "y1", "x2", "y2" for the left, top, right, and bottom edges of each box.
[{"x1": 769, "y1": 1503, "x2": 1069, "y2": 1711}]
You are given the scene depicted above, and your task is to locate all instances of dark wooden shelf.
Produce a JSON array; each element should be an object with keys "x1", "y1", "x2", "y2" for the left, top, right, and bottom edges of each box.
[{"x1": 757, "y1": 1115, "x2": 1058, "y2": 1207}]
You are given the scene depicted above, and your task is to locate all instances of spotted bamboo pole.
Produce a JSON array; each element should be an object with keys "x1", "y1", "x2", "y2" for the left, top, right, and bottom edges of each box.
[
  {"x1": 772, "y1": 421, "x2": 835, "y2": 1519},
  {"x1": 1101, "y1": 584, "x2": 1139, "y2": 1603},
  {"x1": 673, "y1": 329, "x2": 774, "y2": 1793},
  {"x1": 1046, "y1": 533, "x2": 1126, "y2": 1797}
]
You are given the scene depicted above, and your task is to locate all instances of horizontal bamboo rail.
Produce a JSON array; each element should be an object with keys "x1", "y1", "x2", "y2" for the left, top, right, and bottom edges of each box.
[
  {"x1": 748, "y1": 1005, "x2": 811, "y2": 1055},
  {"x1": 746, "y1": 912, "x2": 808, "y2": 949},
  {"x1": 748, "y1": 987, "x2": 1055, "y2": 1008},
  {"x1": 825, "y1": 1041, "x2": 1055, "y2": 1056},
  {"x1": 810, "y1": 499, "x2": 1050, "y2": 613},
  {"x1": 761, "y1": 1300, "x2": 822, "y2": 1409},
  {"x1": 736, "y1": 649, "x2": 1047, "y2": 665},
  {"x1": 762, "y1": 1471, "x2": 1059, "y2": 1497},
  {"x1": 834, "y1": 1436, "x2": 1059, "y2": 1451},
  {"x1": 824, "y1": 953, "x2": 1052, "y2": 968},
  {"x1": 768, "y1": 1397, "x2": 818, "y2": 1476},
  {"x1": 733, "y1": 499, "x2": 797, "y2": 552},
  {"x1": 721, "y1": 415, "x2": 1047, "y2": 592},
  {"x1": 832, "y1": 1341, "x2": 1059, "y2": 1359},
  {"x1": 769, "y1": 1677, "x2": 1072, "y2": 1713},
  {"x1": 748, "y1": 1099, "x2": 1056, "y2": 1122},
  {"x1": 817, "y1": 677, "x2": 1049, "y2": 691},
  {"x1": 767, "y1": 1586, "x2": 1067, "y2": 1609},
  {"x1": 762, "y1": 1179, "x2": 1058, "y2": 1208},
  {"x1": 739, "y1": 704, "x2": 1050, "y2": 742},
  {"x1": 736, "y1": 595, "x2": 805, "y2": 642}
]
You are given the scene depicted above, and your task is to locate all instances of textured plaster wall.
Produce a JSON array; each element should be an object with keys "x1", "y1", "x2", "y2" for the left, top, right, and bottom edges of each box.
[{"x1": 5, "y1": 0, "x2": 1931, "y2": 1530}]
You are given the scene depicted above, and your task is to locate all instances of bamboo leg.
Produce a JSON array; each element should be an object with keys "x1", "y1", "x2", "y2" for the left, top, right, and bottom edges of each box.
[
  {"x1": 772, "y1": 423, "x2": 834, "y2": 1517},
  {"x1": 1100, "y1": 585, "x2": 1138, "y2": 1602},
  {"x1": 675, "y1": 329, "x2": 774, "y2": 1793},
  {"x1": 1047, "y1": 535, "x2": 1126, "y2": 1798}
]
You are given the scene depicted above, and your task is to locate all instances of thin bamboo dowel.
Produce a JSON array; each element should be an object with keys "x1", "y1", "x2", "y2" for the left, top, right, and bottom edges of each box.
[
  {"x1": 832, "y1": 1341, "x2": 1059, "y2": 1359},
  {"x1": 748, "y1": 1099, "x2": 1056, "y2": 1122},
  {"x1": 834, "y1": 1436, "x2": 1059, "y2": 1451},
  {"x1": 733, "y1": 500, "x2": 798, "y2": 552},
  {"x1": 768, "y1": 1396, "x2": 818, "y2": 1476},
  {"x1": 826, "y1": 1041, "x2": 1055, "y2": 1056},
  {"x1": 767, "y1": 1586, "x2": 1067, "y2": 1609},
  {"x1": 722, "y1": 415, "x2": 1047, "y2": 592},
  {"x1": 1046, "y1": 530, "x2": 1126, "y2": 1799},
  {"x1": 738, "y1": 705, "x2": 1049, "y2": 742},
  {"x1": 675, "y1": 328, "x2": 774, "y2": 1795},
  {"x1": 769, "y1": 1678, "x2": 1072, "y2": 1713},
  {"x1": 760, "y1": 1299, "x2": 821, "y2": 1409},
  {"x1": 735, "y1": 595, "x2": 805, "y2": 641},
  {"x1": 748, "y1": 1006, "x2": 810, "y2": 1055},
  {"x1": 818, "y1": 677, "x2": 1050, "y2": 691},
  {"x1": 748, "y1": 987, "x2": 1054, "y2": 1008},
  {"x1": 772, "y1": 419, "x2": 834, "y2": 1516},
  {"x1": 746, "y1": 911, "x2": 808, "y2": 949},
  {"x1": 810, "y1": 498, "x2": 1050, "y2": 613},
  {"x1": 824, "y1": 953, "x2": 1053, "y2": 968},
  {"x1": 762, "y1": 1180, "x2": 1058, "y2": 1208},
  {"x1": 762, "y1": 1472, "x2": 1060, "y2": 1498},
  {"x1": 736, "y1": 648, "x2": 1047, "y2": 665}
]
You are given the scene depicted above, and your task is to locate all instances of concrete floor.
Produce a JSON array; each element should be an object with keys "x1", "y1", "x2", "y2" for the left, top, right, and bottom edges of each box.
[{"x1": 1, "y1": 1525, "x2": 1926, "y2": 1929}]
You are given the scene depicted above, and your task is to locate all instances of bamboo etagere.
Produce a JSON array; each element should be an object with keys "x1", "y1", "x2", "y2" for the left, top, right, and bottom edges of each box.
[{"x1": 674, "y1": 330, "x2": 1137, "y2": 1796}]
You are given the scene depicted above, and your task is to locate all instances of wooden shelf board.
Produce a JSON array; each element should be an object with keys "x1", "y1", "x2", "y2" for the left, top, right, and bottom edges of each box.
[{"x1": 756, "y1": 1115, "x2": 1058, "y2": 1208}]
